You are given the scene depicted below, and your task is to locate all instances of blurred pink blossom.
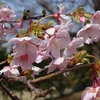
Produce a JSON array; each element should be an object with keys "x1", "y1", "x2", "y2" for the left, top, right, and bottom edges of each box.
[
  {"x1": 9, "y1": 37, "x2": 38, "y2": 71},
  {"x1": 0, "y1": 66, "x2": 19, "y2": 75},
  {"x1": 0, "y1": 7, "x2": 16, "y2": 21},
  {"x1": 53, "y1": 4, "x2": 70, "y2": 24},
  {"x1": 77, "y1": 24, "x2": 100, "y2": 44}
]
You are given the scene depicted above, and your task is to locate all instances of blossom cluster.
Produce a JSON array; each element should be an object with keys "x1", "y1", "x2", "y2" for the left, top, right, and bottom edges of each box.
[
  {"x1": 0, "y1": 3, "x2": 100, "y2": 99},
  {"x1": 0, "y1": 4, "x2": 85, "y2": 76}
]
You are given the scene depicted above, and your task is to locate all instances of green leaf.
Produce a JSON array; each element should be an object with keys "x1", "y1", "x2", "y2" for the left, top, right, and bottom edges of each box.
[
  {"x1": 7, "y1": 54, "x2": 13, "y2": 64},
  {"x1": 83, "y1": 13, "x2": 92, "y2": 19},
  {"x1": 75, "y1": 16, "x2": 80, "y2": 23},
  {"x1": 42, "y1": 21, "x2": 54, "y2": 29},
  {"x1": 17, "y1": 30, "x2": 27, "y2": 37}
]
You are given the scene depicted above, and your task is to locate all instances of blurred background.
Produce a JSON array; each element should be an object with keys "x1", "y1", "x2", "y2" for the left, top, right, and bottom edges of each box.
[{"x1": 0, "y1": 0, "x2": 100, "y2": 100}]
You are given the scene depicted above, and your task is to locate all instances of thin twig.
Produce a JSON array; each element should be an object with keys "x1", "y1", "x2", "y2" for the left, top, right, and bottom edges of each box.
[
  {"x1": 0, "y1": 60, "x2": 6, "y2": 65},
  {"x1": 31, "y1": 86, "x2": 56, "y2": 100},
  {"x1": 0, "y1": 12, "x2": 72, "y2": 23},
  {"x1": 0, "y1": 81, "x2": 20, "y2": 100},
  {"x1": 30, "y1": 62, "x2": 95, "y2": 83},
  {"x1": 0, "y1": 15, "x2": 45, "y2": 23}
]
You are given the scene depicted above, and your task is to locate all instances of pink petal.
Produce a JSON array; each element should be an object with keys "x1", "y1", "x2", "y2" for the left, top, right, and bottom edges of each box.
[
  {"x1": 54, "y1": 57, "x2": 64, "y2": 65},
  {"x1": 79, "y1": 16, "x2": 86, "y2": 23},
  {"x1": 10, "y1": 68, "x2": 19, "y2": 74},
  {"x1": 51, "y1": 45, "x2": 60, "y2": 58},
  {"x1": 45, "y1": 61, "x2": 56, "y2": 74},
  {"x1": 0, "y1": 66, "x2": 10, "y2": 73},
  {"x1": 91, "y1": 11, "x2": 100, "y2": 25},
  {"x1": 8, "y1": 37, "x2": 32, "y2": 44},
  {"x1": 46, "y1": 28, "x2": 55, "y2": 35},
  {"x1": 32, "y1": 66, "x2": 42, "y2": 75}
]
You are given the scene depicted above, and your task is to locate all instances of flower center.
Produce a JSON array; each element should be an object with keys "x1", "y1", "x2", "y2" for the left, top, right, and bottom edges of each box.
[
  {"x1": 53, "y1": 38, "x2": 60, "y2": 47},
  {"x1": 20, "y1": 54, "x2": 28, "y2": 62}
]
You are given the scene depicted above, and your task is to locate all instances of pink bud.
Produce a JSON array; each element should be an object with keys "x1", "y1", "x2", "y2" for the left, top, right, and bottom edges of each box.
[
  {"x1": 18, "y1": 19, "x2": 23, "y2": 28},
  {"x1": 79, "y1": 14, "x2": 86, "y2": 23}
]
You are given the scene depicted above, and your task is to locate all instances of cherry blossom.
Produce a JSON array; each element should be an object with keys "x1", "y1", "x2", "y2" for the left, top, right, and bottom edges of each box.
[
  {"x1": 77, "y1": 11, "x2": 100, "y2": 44},
  {"x1": 8, "y1": 37, "x2": 38, "y2": 71},
  {"x1": 91, "y1": 11, "x2": 100, "y2": 25},
  {"x1": 1, "y1": 3, "x2": 100, "y2": 100},
  {"x1": 36, "y1": 50, "x2": 53, "y2": 63},
  {"x1": 45, "y1": 57, "x2": 68, "y2": 74},
  {"x1": 63, "y1": 37, "x2": 84, "y2": 57},
  {"x1": 77, "y1": 24, "x2": 100, "y2": 44},
  {"x1": 0, "y1": 6, "x2": 16, "y2": 39},
  {"x1": 53, "y1": 4, "x2": 70, "y2": 24},
  {"x1": 0, "y1": 7, "x2": 16, "y2": 21},
  {"x1": 82, "y1": 86, "x2": 100, "y2": 100},
  {"x1": 40, "y1": 23, "x2": 72, "y2": 58},
  {"x1": 4, "y1": 26, "x2": 18, "y2": 35},
  {"x1": 0, "y1": 66, "x2": 19, "y2": 76}
]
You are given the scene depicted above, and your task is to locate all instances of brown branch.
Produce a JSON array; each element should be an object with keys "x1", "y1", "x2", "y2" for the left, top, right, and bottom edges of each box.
[
  {"x1": 30, "y1": 62, "x2": 95, "y2": 84},
  {"x1": 0, "y1": 81, "x2": 20, "y2": 100},
  {"x1": 37, "y1": 0, "x2": 55, "y2": 14},
  {"x1": 0, "y1": 15, "x2": 45, "y2": 23},
  {"x1": 31, "y1": 86, "x2": 56, "y2": 100}
]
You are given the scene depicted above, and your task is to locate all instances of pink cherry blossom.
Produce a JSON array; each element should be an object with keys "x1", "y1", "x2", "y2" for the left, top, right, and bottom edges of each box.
[
  {"x1": 46, "y1": 37, "x2": 83, "y2": 75},
  {"x1": 4, "y1": 26, "x2": 18, "y2": 35},
  {"x1": 82, "y1": 86, "x2": 100, "y2": 100},
  {"x1": 0, "y1": 24, "x2": 18, "y2": 39},
  {"x1": 0, "y1": 66, "x2": 19, "y2": 76},
  {"x1": 91, "y1": 11, "x2": 100, "y2": 25},
  {"x1": 45, "y1": 57, "x2": 68, "y2": 74},
  {"x1": 77, "y1": 24, "x2": 100, "y2": 44},
  {"x1": 45, "y1": 47, "x2": 73, "y2": 74},
  {"x1": 63, "y1": 37, "x2": 84, "y2": 57},
  {"x1": 77, "y1": 11, "x2": 100, "y2": 44},
  {"x1": 9, "y1": 37, "x2": 38, "y2": 71},
  {"x1": 10, "y1": 56, "x2": 34, "y2": 71},
  {"x1": 0, "y1": 7, "x2": 16, "y2": 21},
  {"x1": 36, "y1": 50, "x2": 53, "y2": 63},
  {"x1": 53, "y1": 4, "x2": 70, "y2": 24},
  {"x1": 82, "y1": 80, "x2": 100, "y2": 100},
  {"x1": 40, "y1": 23, "x2": 72, "y2": 58}
]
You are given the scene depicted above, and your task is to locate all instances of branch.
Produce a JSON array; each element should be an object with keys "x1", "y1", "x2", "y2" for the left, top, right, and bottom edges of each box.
[
  {"x1": 30, "y1": 62, "x2": 95, "y2": 83},
  {"x1": 0, "y1": 81, "x2": 20, "y2": 100},
  {"x1": 37, "y1": 0, "x2": 55, "y2": 14},
  {"x1": 0, "y1": 60, "x2": 6, "y2": 65},
  {"x1": 0, "y1": 15, "x2": 44, "y2": 23},
  {"x1": 26, "y1": 80, "x2": 56, "y2": 100},
  {"x1": 0, "y1": 12, "x2": 72, "y2": 23},
  {"x1": 31, "y1": 86, "x2": 56, "y2": 100}
]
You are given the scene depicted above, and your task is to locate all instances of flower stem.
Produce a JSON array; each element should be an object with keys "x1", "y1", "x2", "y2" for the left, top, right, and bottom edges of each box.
[
  {"x1": 85, "y1": 54, "x2": 100, "y2": 61},
  {"x1": 39, "y1": 15, "x2": 53, "y2": 22}
]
